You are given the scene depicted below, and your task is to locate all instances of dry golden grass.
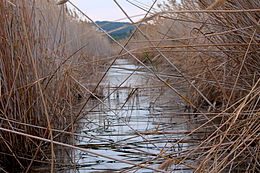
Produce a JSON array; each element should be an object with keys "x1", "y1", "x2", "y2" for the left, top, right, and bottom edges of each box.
[
  {"x1": 0, "y1": 0, "x2": 259, "y2": 172},
  {"x1": 0, "y1": 0, "x2": 112, "y2": 172},
  {"x1": 125, "y1": 0, "x2": 259, "y2": 172}
]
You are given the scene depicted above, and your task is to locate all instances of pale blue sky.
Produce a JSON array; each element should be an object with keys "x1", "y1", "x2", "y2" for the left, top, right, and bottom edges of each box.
[{"x1": 68, "y1": 0, "x2": 166, "y2": 22}]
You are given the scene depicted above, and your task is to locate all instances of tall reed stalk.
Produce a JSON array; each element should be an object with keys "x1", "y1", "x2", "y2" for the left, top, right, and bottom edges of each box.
[
  {"x1": 0, "y1": 0, "x2": 112, "y2": 171},
  {"x1": 130, "y1": 0, "x2": 259, "y2": 171}
]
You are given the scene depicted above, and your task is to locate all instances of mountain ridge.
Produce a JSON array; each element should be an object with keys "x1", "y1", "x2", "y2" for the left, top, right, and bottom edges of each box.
[{"x1": 93, "y1": 21, "x2": 135, "y2": 40}]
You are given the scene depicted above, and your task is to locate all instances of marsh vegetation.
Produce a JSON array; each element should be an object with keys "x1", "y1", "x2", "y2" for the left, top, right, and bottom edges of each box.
[{"x1": 0, "y1": 0, "x2": 259, "y2": 172}]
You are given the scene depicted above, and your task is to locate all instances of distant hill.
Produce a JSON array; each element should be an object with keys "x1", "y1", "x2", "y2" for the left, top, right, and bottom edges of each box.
[{"x1": 93, "y1": 21, "x2": 135, "y2": 40}]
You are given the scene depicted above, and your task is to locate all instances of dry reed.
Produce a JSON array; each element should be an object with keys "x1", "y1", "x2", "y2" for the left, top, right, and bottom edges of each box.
[
  {"x1": 0, "y1": 0, "x2": 259, "y2": 172},
  {"x1": 130, "y1": 0, "x2": 260, "y2": 171},
  {"x1": 0, "y1": 0, "x2": 111, "y2": 172}
]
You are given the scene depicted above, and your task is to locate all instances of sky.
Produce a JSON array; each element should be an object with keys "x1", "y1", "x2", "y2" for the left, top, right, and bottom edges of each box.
[{"x1": 68, "y1": 0, "x2": 166, "y2": 22}]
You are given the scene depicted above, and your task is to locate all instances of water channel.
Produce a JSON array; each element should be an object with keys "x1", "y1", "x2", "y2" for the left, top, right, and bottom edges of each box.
[{"x1": 71, "y1": 59, "x2": 196, "y2": 172}]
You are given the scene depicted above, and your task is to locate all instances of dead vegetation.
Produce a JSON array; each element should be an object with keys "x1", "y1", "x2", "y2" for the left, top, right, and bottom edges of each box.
[
  {"x1": 0, "y1": 0, "x2": 259, "y2": 172},
  {"x1": 0, "y1": 0, "x2": 111, "y2": 172},
  {"x1": 127, "y1": 0, "x2": 260, "y2": 171}
]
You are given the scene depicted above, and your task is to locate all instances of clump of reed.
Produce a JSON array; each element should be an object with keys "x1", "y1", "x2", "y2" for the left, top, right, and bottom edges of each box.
[
  {"x1": 127, "y1": 0, "x2": 259, "y2": 171},
  {"x1": 186, "y1": 0, "x2": 259, "y2": 171},
  {"x1": 185, "y1": 0, "x2": 259, "y2": 109},
  {"x1": 0, "y1": 0, "x2": 112, "y2": 172}
]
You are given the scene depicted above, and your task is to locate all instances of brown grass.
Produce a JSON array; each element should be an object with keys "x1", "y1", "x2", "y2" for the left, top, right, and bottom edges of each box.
[
  {"x1": 0, "y1": 0, "x2": 112, "y2": 172},
  {"x1": 0, "y1": 0, "x2": 259, "y2": 172},
  {"x1": 125, "y1": 0, "x2": 259, "y2": 171}
]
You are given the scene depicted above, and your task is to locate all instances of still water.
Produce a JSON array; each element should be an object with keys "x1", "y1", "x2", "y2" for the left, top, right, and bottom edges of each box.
[{"x1": 72, "y1": 59, "x2": 194, "y2": 172}]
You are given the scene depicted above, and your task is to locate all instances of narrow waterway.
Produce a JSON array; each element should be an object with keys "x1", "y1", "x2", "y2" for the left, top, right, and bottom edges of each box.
[{"x1": 72, "y1": 59, "x2": 196, "y2": 172}]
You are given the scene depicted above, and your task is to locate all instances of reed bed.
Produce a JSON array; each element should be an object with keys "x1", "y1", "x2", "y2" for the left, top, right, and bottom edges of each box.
[
  {"x1": 0, "y1": 0, "x2": 111, "y2": 172},
  {"x1": 0, "y1": 0, "x2": 259, "y2": 172},
  {"x1": 126, "y1": 0, "x2": 260, "y2": 172}
]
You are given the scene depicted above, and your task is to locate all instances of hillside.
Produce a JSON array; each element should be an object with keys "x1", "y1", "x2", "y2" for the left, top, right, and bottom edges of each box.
[{"x1": 94, "y1": 21, "x2": 135, "y2": 40}]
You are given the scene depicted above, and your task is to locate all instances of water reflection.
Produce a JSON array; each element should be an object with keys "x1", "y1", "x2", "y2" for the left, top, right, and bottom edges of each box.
[{"x1": 72, "y1": 59, "x2": 193, "y2": 172}]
